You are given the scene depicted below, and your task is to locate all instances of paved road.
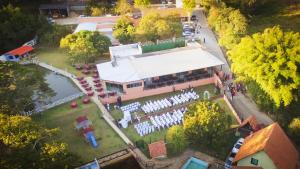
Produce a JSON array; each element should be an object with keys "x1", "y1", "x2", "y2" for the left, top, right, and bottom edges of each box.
[{"x1": 193, "y1": 8, "x2": 273, "y2": 125}]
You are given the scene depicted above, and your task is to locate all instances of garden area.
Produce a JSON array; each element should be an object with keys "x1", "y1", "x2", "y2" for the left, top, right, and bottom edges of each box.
[
  {"x1": 108, "y1": 84, "x2": 239, "y2": 159},
  {"x1": 33, "y1": 98, "x2": 127, "y2": 163}
]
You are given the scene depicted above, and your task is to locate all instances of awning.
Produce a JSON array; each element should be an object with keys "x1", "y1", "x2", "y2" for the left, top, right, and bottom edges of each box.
[{"x1": 7, "y1": 45, "x2": 34, "y2": 56}]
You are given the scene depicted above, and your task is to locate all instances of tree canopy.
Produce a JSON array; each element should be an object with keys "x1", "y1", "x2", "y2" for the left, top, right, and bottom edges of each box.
[
  {"x1": 135, "y1": 12, "x2": 182, "y2": 42},
  {"x1": 0, "y1": 62, "x2": 54, "y2": 115},
  {"x1": 208, "y1": 6, "x2": 247, "y2": 49},
  {"x1": 288, "y1": 118, "x2": 300, "y2": 144},
  {"x1": 0, "y1": 4, "x2": 48, "y2": 53},
  {"x1": 114, "y1": 0, "x2": 132, "y2": 15},
  {"x1": 183, "y1": 101, "x2": 231, "y2": 148},
  {"x1": 228, "y1": 26, "x2": 300, "y2": 107},
  {"x1": 113, "y1": 16, "x2": 135, "y2": 44},
  {"x1": 166, "y1": 125, "x2": 188, "y2": 154},
  {"x1": 134, "y1": 0, "x2": 150, "y2": 9},
  {"x1": 0, "y1": 113, "x2": 77, "y2": 169},
  {"x1": 60, "y1": 31, "x2": 111, "y2": 63},
  {"x1": 183, "y1": 0, "x2": 196, "y2": 15}
]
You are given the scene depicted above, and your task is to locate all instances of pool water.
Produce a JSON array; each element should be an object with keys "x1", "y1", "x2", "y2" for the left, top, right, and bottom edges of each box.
[
  {"x1": 182, "y1": 157, "x2": 208, "y2": 169},
  {"x1": 186, "y1": 161, "x2": 206, "y2": 169}
]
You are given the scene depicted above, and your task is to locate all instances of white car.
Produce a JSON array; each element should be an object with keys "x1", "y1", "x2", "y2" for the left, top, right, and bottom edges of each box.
[
  {"x1": 225, "y1": 156, "x2": 234, "y2": 169},
  {"x1": 232, "y1": 138, "x2": 244, "y2": 153}
]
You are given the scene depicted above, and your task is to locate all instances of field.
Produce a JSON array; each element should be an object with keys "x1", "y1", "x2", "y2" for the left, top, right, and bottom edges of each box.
[
  {"x1": 248, "y1": 4, "x2": 300, "y2": 34},
  {"x1": 33, "y1": 98, "x2": 127, "y2": 163}
]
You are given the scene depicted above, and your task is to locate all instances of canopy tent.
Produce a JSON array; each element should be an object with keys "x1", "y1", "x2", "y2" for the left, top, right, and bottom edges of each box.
[
  {"x1": 6, "y1": 45, "x2": 34, "y2": 57},
  {"x1": 97, "y1": 48, "x2": 224, "y2": 83}
]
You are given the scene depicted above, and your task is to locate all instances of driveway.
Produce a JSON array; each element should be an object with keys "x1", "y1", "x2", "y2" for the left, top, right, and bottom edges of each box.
[{"x1": 193, "y1": 8, "x2": 273, "y2": 125}]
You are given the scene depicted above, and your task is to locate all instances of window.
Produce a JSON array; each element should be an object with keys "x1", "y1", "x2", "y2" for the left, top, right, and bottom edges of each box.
[
  {"x1": 127, "y1": 82, "x2": 142, "y2": 88},
  {"x1": 251, "y1": 158, "x2": 258, "y2": 165}
]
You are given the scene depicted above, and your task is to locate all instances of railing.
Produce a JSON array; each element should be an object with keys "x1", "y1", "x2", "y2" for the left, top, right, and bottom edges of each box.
[{"x1": 21, "y1": 92, "x2": 84, "y2": 116}]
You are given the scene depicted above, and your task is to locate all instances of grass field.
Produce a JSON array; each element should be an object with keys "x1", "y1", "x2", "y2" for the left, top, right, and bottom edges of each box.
[
  {"x1": 33, "y1": 98, "x2": 126, "y2": 163},
  {"x1": 110, "y1": 84, "x2": 219, "y2": 120},
  {"x1": 36, "y1": 47, "x2": 81, "y2": 76},
  {"x1": 248, "y1": 4, "x2": 300, "y2": 34},
  {"x1": 213, "y1": 97, "x2": 239, "y2": 127}
]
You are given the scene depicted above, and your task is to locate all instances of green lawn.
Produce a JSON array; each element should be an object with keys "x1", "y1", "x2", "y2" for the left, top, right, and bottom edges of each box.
[
  {"x1": 33, "y1": 98, "x2": 127, "y2": 164},
  {"x1": 36, "y1": 47, "x2": 82, "y2": 76},
  {"x1": 110, "y1": 84, "x2": 219, "y2": 120},
  {"x1": 248, "y1": 4, "x2": 300, "y2": 34},
  {"x1": 213, "y1": 97, "x2": 239, "y2": 127}
]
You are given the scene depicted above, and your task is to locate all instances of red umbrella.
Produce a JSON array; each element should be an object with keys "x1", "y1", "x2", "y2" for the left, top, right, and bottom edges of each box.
[
  {"x1": 84, "y1": 64, "x2": 90, "y2": 70},
  {"x1": 99, "y1": 93, "x2": 105, "y2": 98},
  {"x1": 94, "y1": 83, "x2": 102, "y2": 87},
  {"x1": 88, "y1": 91, "x2": 94, "y2": 96},
  {"x1": 93, "y1": 69, "x2": 98, "y2": 73},
  {"x1": 75, "y1": 64, "x2": 82, "y2": 70},
  {"x1": 81, "y1": 83, "x2": 89, "y2": 88},
  {"x1": 96, "y1": 88, "x2": 103, "y2": 92},
  {"x1": 93, "y1": 79, "x2": 100, "y2": 83},
  {"x1": 92, "y1": 74, "x2": 99, "y2": 78},
  {"x1": 85, "y1": 87, "x2": 92, "y2": 91},
  {"x1": 70, "y1": 101, "x2": 78, "y2": 108},
  {"x1": 109, "y1": 92, "x2": 116, "y2": 96},
  {"x1": 82, "y1": 97, "x2": 90, "y2": 104},
  {"x1": 80, "y1": 80, "x2": 87, "y2": 84},
  {"x1": 77, "y1": 77, "x2": 84, "y2": 81},
  {"x1": 82, "y1": 69, "x2": 90, "y2": 75}
]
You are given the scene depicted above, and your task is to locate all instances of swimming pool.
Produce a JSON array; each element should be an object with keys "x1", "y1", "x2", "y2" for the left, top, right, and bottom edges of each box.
[{"x1": 181, "y1": 157, "x2": 209, "y2": 169}]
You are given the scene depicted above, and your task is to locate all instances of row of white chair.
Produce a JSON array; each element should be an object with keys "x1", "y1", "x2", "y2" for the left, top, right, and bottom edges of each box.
[
  {"x1": 134, "y1": 121, "x2": 155, "y2": 137},
  {"x1": 141, "y1": 90, "x2": 199, "y2": 114},
  {"x1": 120, "y1": 102, "x2": 141, "y2": 113},
  {"x1": 134, "y1": 107, "x2": 187, "y2": 137}
]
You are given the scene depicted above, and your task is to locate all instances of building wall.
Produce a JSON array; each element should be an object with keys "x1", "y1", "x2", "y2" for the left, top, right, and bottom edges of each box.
[
  {"x1": 100, "y1": 74, "x2": 220, "y2": 103},
  {"x1": 237, "y1": 151, "x2": 276, "y2": 169}
]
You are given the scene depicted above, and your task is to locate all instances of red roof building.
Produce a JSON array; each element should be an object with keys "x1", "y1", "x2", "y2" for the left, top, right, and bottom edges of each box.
[
  {"x1": 7, "y1": 45, "x2": 34, "y2": 56},
  {"x1": 233, "y1": 123, "x2": 299, "y2": 169},
  {"x1": 148, "y1": 140, "x2": 167, "y2": 159}
]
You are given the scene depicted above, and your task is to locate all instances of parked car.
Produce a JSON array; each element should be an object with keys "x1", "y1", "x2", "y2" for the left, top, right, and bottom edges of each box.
[
  {"x1": 225, "y1": 156, "x2": 234, "y2": 169},
  {"x1": 225, "y1": 138, "x2": 245, "y2": 169}
]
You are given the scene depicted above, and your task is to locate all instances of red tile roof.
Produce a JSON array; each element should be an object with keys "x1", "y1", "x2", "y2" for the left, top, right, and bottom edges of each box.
[
  {"x1": 148, "y1": 140, "x2": 167, "y2": 159},
  {"x1": 239, "y1": 115, "x2": 261, "y2": 131},
  {"x1": 234, "y1": 123, "x2": 299, "y2": 169},
  {"x1": 7, "y1": 45, "x2": 33, "y2": 56}
]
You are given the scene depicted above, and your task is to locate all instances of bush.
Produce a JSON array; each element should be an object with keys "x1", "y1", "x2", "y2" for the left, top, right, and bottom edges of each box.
[
  {"x1": 39, "y1": 25, "x2": 73, "y2": 47},
  {"x1": 166, "y1": 125, "x2": 188, "y2": 154},
  {"x1": 288, "y1": 118, "x2": 300, "y2": 144}
]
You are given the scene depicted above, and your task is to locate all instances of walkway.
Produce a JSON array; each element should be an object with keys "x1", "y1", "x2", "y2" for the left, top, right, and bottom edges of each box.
[{"x1": 193, "y1": 8, "x2": 273, "y2": 125}]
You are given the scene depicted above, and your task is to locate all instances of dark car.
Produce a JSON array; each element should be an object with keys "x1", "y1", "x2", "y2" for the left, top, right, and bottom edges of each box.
[{"x1": 191, "y1": 15, "x2": 197, "y2": 21}]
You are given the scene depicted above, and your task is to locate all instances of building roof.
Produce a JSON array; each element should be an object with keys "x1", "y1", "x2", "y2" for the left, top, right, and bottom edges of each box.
[
  {"x1": 7, "y1": 45, "x2": 34, "y2": 56},
  {"x1": 239, "y1": 115, "x2": 261, "y2": 131},
  {"x1": 148, "y1": 140, "x2": 167, "y2": 159},
  {"x1": 109, "y1": 43, "x2": 142, "y2": 59},
  {"x1": 97, "y1": 48, "x2": 224, "y2": 83},
  {"x1": 234, "y1": 123, "x2": 299, "y2": 169},
  {"x1": 74, "y1": 23, "x2": 97, "y2": 33}
]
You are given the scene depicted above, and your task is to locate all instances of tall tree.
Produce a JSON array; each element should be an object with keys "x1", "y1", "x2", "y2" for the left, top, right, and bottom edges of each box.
[
  {"x1": 288, "y1": 118, "x2": 300, "y2": 144},
  {"x1": 228, "y1": 26, "x2": 300, "y2": 106},
  {"x1": 60, "y1": 31, "x2": 111, "y2": 63},
  {"x1": 114, "y1": 0, "x2": 132, "y2": 15},
  {"x1": 0, "y1": 62, "x2": 53, "y2": 115},
  {"x1": 113, "y1": 16, "x2": 135, "y2": 44},
  {"x1": 0, "y1": 4, "x2": 47, "y2": 53},
  {"x1": 134, "y1": 0, "x2": 150, "y2": 10},
  {"x1": 135, "y1": 12, "x2": 183, "y2": 42},
  {"x1": 183, "y1": 0, "x2": 196, "y2": 21},
  {"x1": 166, "y1": 125, "x2": 188, "y2": 154},
  {"x1": 183, "y1": 101, "x2": 231, "y2": 148},
  {"x1": 0, "y1": 113, "x2": 78, "y2": 169}
]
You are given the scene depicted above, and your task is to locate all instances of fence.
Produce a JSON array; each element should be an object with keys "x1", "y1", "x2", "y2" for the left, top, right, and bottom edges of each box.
[
  {"x1": 141, "y1": 38, "x2": 186, "y2": 53},
  {"x1": 21, "y1": 92, "x2": 84, "y2": 116}
]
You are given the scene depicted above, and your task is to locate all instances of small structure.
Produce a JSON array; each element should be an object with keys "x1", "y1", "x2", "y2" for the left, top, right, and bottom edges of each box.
[
  {"x1": 238, "y1": 115, "x2": 262, "y2": 137},
  {"x1": 0, "y1": 45, "x2": 34, "y2": 62},
  {"x1": 233, "y1": 123, "x2": 299, "y2": 169},
  {"x1": 109, "y1": 43, "x2": 142, "y2": 60},
  {"x1": 75, "y1": 115, "x2": 98, "y2": 148},
  {"x1": 74, "y1": 23, "x2": 97, "y2": 33},
  {"x1": 39, "y1": 3, "x2": 69, "y2": 18},
  {"x1": 148, "y1": 140, "x2": 167, "y2": 159}
]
